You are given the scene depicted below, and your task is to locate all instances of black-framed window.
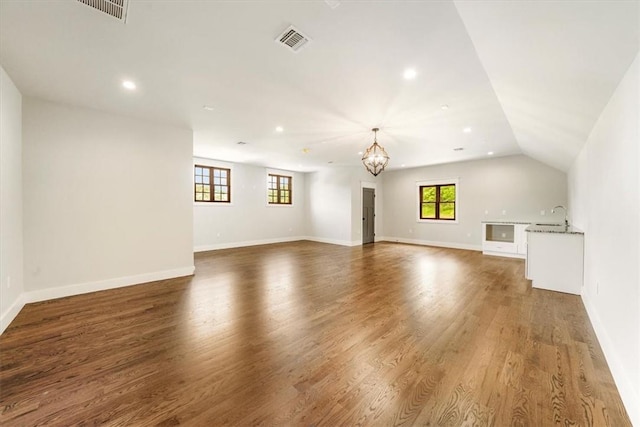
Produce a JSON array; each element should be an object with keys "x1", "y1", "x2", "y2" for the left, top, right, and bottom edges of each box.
[
  {"x1": 419, "y1": 184, "x2": 456, "y2": 220},
  {"x1": 268, "y1": 174, "x2": 292, "y2": 205},
  {"x1": 195, "y1": 165, "x2": 230, "y2": 203}
]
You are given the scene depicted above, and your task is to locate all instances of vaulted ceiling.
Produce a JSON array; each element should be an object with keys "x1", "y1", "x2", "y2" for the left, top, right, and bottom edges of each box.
[{"x1": 0, "y1": 0, "x2": 637, "y2": 172}]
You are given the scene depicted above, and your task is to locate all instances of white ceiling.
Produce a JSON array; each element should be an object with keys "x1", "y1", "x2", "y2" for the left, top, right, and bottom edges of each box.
[{"x1": 0, "y1": 0, "x2": 637, "y2": 173}]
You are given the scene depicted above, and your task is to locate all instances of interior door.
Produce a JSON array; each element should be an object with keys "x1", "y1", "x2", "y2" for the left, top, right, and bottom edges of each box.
[{"x1": 362, "y1": 188, "x2": 375, "y2": 244}]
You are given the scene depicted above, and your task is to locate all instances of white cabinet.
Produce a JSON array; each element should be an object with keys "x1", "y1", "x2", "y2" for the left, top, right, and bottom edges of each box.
[
  {"x1": 482, "y1": 222, "x2": 529, "y2": 259},
  {"x1": 526, "y1": 229, "x2": 584, "y2": 295}
]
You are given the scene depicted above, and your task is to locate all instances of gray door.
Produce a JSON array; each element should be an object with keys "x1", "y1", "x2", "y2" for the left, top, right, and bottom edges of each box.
[{"x1": 362, "y1": 188, "x2": 375, "y2": 244}]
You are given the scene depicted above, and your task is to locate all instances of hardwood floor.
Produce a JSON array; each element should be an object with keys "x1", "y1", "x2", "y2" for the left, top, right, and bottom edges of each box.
[{"x1": 0, "y1": 241, "x2": 631, "y2": 426}]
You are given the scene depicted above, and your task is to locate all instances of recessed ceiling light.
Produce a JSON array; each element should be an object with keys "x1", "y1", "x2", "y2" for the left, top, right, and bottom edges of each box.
[
  {"x1": 441, "y1": 104, "x2": 449, "y2": 110},
  {"x1": 401, "y1": 164, "x2": 406, "y2": 167},
  {"x1": 403, "y1": 68, "x2": 417, "y2": 80},
  {"x1": 488, "y1": 151, "x2": 494, "y2": 155},
  {"x1": 358, "y1": 151, "x2": 363, "y2": 155},
  {"x1": 463, "y1": 127, "x2": 472, "y2": 133},
  {"x1": 202, "y1": 105, "x2": 215, "y2": 111},
  {"x1": 302, "y1": 148, "x2": 310, "y2": 153},
  {"x1": 275, "y1": 126, "x2": 284, "y2": 132},
  {"x1": 122, "y1": 80, "x2": 136, "y2": 90}
]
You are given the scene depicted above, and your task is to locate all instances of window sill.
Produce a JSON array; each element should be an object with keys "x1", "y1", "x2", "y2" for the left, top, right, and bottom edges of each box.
[
  {"x1": 266, "y1": 203, "x2": 294, "y2": 208},
  {"x1": 194, "y1": 202, "x2": 234, "y2": 207},
  {"x1": 417, "y1": 219, "x2": 459, "y2": 224}
]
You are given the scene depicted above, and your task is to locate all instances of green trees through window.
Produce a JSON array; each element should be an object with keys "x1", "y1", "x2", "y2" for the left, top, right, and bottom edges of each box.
[
  {"x1": 195, "y1": 165, "x2": 230, "y2": 203},
  {"x1": 420, "y1": 184, "x2": 456, "y2": 220},
  {"x1": 268, "y1": 174, "x2": 292, "y2": 205}
]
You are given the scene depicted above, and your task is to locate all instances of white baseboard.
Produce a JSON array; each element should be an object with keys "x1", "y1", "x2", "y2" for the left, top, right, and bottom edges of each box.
[
  {"x1": 194, "y1": 236, "x2": 305, "y2": 252},
  {"x1": 0, "y1": 293, "x2": 27, "y2": 335},
  {"x1": 380, "y1": 236, "x2": 482, "y2": 252},
  {"x1": 582, "y1": 291, "x2": 639, "y2": 426},
  {"x1": 23, "y1": 266, "x2": 195, "y2": 304},
  {"x1": 1, "y1": 266, "x2": 195, "y2": 335}
]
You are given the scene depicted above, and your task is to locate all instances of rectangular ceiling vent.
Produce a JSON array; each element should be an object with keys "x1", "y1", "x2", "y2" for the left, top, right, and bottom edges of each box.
[
  {"x1": 276, "y1": 26, "x2": 311, "y2": 53},
  {"x1": 77, "y1": 0, "x2": 130, "y2": 23}
]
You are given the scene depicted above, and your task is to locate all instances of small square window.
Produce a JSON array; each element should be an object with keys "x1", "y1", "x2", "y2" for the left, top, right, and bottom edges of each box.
[
  {"x1": 419, "y1": 183, "x2": 456, "y2": 220},
  {"x1": 268, "y1": 174, "x2": 292, "y2": 205},
  {"x1": 195, "y1": 165, "x2": 230, "y2": 203}
]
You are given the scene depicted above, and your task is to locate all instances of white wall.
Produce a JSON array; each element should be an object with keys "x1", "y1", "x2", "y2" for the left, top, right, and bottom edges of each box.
[
  {"x1": 0, "y1": 66, "x2": 24, "y2": 333},
  {"x1": 568, "y1": 52, "x2": 639, "y2": 426},
  {"x1": 305, "y1": 166, "x2": 383, "y2": 246},
  {"x1": 306, "y1": 167, "x2": 353, "y2": 246},
  {"x1": 193, "y1": 158, "x2": 306, "y2": 251},
  {"x1": 382, "y1": 155, "x2": 567, "y2": 249},
  {"x1": 22, "y1": 98, "x2": 194, "y2": 301}
]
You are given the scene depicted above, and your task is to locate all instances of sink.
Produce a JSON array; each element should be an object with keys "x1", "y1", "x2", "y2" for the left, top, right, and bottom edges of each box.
[{"x1": 535, "y1": 222, "x2": 564, "y2": 226}]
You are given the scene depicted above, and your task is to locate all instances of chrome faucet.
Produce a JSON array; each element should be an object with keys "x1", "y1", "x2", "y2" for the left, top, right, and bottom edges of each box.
[{"x1": 552, "y1": 205, "x2": 568, "y2": 227}]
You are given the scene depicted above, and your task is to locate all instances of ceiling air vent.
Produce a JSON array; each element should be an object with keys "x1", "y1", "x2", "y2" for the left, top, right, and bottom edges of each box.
[
  {"x1": 276, "y1": 26, "x2": 311, "y2": 53},
  {"x1": 77, "y1": 0, "x2": 130, "y2": 23}
]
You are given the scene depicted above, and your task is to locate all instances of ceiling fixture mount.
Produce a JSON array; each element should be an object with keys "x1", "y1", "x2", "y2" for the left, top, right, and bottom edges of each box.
[
  {"x1": 362, "y1": 128, "x2": 390, "y2": 177},
  {"x1": 441, "y1": 104, "x2": 449, "y2": 110},
  {"x1": 488, "y1": 151, "x2": 494, "y2": 155},
  {"x1": 463, "y1": 127, "x2": 472, "y2": 133},
  {"x1": 324, "y1": 0, "x2": 341, "y2": 9},
  {"x1": 275, "y1": 126, "x2": 284, "y2": 132}
]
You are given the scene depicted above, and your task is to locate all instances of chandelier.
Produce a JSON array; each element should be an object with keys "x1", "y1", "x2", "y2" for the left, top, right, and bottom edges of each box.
[{"x1": 362, "y1": 128, "x2": 390, "y2": 177}]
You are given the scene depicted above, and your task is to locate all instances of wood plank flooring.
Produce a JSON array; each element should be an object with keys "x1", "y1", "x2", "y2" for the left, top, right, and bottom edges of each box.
[{"x1": 0, "y1": 241, "x2": 631, "y2": 426}]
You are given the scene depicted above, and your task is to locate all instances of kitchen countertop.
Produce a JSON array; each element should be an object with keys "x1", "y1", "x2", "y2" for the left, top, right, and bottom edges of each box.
[{"x1": 525, "y1": 224, "x2": 584, "y2": 235}]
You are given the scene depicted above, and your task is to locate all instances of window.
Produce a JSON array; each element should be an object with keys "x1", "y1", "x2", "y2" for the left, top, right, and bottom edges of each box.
[
  {"x1": 194, "y1": 165, "x2": 230, "y2": 203},
  {"x1": 419, "y1": 183, "x2": 456, "y2": 220},
  {"x1": 268, "y1": 174, "x2": 292, "y2": 205}
]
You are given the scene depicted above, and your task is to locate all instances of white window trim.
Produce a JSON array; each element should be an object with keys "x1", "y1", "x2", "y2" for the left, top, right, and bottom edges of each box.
[
  {"x1": 193, "y1": 157, "x2": 235, "y2": 207},
  {"x1": 416, "y1": 178, "x2": 459, "y2": 224},
  {"x1": 265, "y1": 168, "x2": 294, "y2": 207}
]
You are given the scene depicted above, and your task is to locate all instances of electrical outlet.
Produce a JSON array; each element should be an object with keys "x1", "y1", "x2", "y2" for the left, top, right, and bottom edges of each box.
[
  {"x1": 484, "y1": 210, "x2": 489, "y2": 215},
  {"x1": 466, "y1": 233, "x2": 471, "y2": 238},
  {"x1": 501, "y1": 210, "x2": 507, "y2": 215},
  {"x1": 540, "y1": 210, "x2": 546, "y2": 216},
  {"x1": 216, "y1": 233, "x2": 221, "y2": 237},
  {"x1": 409, "y1": 229, "x2": 413, "y2": 234}
]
